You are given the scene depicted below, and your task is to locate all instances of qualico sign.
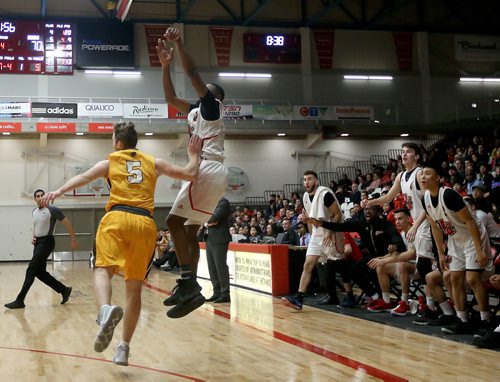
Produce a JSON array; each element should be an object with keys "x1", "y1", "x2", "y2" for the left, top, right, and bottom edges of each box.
[
  {"x1": 31, "y1": 102, "x2": 78, "y2": 119},
  {"x1": 78, "y1": 103, "x2": 123, "y2": 117}
]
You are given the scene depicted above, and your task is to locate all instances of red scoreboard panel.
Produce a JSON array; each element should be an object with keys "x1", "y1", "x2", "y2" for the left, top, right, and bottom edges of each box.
[
  {"x1": 0, "y1": 20, "x2": 73, "y2": 75},
  {"x1": 243, "y1": 33, "x2": 301, "y2": 64}
]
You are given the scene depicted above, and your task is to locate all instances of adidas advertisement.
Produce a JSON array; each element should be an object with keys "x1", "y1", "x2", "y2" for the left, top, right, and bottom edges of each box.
[{"x1": 31, "y1": 102, "x2": 78, "y2": 119}]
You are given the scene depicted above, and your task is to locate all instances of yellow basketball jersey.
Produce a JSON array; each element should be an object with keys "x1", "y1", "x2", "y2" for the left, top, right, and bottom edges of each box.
[{"x1": 106, "y1": 150, "x2": 157, "y2": 215}]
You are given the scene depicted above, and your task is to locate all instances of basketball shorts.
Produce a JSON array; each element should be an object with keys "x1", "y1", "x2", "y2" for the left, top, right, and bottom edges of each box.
[
  {"x1": 306, "y1": 228, "x2": 345, "y2": 263},
  {"x1": 448, "y1": 224, "x2": 493, "y2": 272},
  {"x1": 170, "y1": 160, "x2": 227, "y2": 225},
  {"x1": 415, "y1": 222, "x2": 434, "y2": 260},
  {"x1": 95, "y1": 210, "x2": 157, "y2": 281}
]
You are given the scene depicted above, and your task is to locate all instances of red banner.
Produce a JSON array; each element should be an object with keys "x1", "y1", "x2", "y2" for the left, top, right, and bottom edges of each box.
[
  {"x1": 0, "y1": 122, "x2": 22, "y2": 132},
  {"x1": 168, "y1": 106, "x2": 187, "y2": 119},
  {"x1": 144, "y1": 24, "x2": 169, "y2": 67},
  {"x1": 392, "y1": 32, "x2": 413, "y2": 71},
  {"x1": 36, "y1": 122, "x2": 76, "y2": 133},
  {"x1": 88, "y1": 122, "x2": 114, "y2": 133},
  {"x1": 313, "y1": 30, "x2": 335, "y2": 69},
  {"x1": 116, "y1": 0, "x2": 133, "y2": 21},
  {"x1": 210, "y1": 27, "x2": 233, "y2": 66}
]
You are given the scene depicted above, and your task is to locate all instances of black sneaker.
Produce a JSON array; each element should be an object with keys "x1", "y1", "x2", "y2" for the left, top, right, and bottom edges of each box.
[
  {"x1": 338, "y1": 294, "x2": 358, "y2": 308},
  {"x1": 412, "y1": 307, "x2": 440, "y2": 326},
  {"x1": 316, "y1": 295, "x2": 338, "y2": 305},
  {"x1": 4, "y1": 300, "x2": 25, "y2": 309},
  {"x1": 166, "y1": 293, "x2": 205, "y2": 318},
  {"x1": 441, "y1": 318, "x2": 473, "y2": 334},
  {"x1": 472, "y1": 329, "x2": 500, "y2": 349},
  {"x1": 474, "y1": 320, "x2": 493, "y2": 339},
  {"x1": 428, "y1": 314, "x2": 456, "y2": 327},
  {"x1": 61, "y1": 286, "x2": 72, "y2": 304},
  {"x1": 163, "y1": 278, "x2": 202, "y2": 307}
]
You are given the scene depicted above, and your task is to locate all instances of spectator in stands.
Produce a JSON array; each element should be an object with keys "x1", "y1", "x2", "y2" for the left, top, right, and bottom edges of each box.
[
  {"x1": 297, "y1": 222, "x2": 310, "y2": 247},
  {"x1": 454, "y1": 158, "x2": 465, "y2": 179},
  {"x1": 306, "y1": 205, "x2": 405, "y2": 307},
  {"x1": 350, "y1": 183, "x2": 361, "y2": 205},
  {"x1": 248, "y1": 226, "x2": 262, "y2": 244},
  {"x1": 265, "y1": 199, "x2": 278, "y2": 219},
  {"x1": 160, "y1": 230, "x2": 178, "y2": 271},
  {"x1": 477, "y1": 163, "x2": 493, "y2": 190},
  {"x1": 366, "y1": 208, "x2": 416, "y2": 316},
  {"x1": 276, "y1": 218, "x2": 300, "y2": 246},
  {"x1": 464, "y1": 196, "x2": 500, "y2": 238},
  {"x1": 464, "y1": 168, "x2": 482, "y2": 195},
  {"x1": 338, "y1": 174, "x2": 351, "y2": 190},
  {"x1": 360, "y1": 191, "x2": 370, "y2": 209},
  {"x1": 348, "y1": 203, "x2": 363, "y2": 222},
  {"x1": 281, "y1": 170, "x2": 344, "y2": 311},
  {"x1": 294, "y1": 198, "x2": 304, "y2": 215},
  {"x1": 420, "y1": 162, "x2": 493, "y2": 335},
  {"x1": 472, "y1": 184, "x2": 492, "y2": 214}
]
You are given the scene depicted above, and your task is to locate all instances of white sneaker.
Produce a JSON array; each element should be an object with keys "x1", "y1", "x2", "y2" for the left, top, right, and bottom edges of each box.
[
  {"x1": 94, "y1": 305, "x2": 123, "y2": 353},
  {"x1": 112, "y1": 344, "x2": 130, "y2": 366}
]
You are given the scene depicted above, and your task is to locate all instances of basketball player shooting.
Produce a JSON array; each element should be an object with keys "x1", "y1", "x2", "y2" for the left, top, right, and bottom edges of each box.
[{"x1": 156, "y1": 27, "x2": 228, "y2": 318}]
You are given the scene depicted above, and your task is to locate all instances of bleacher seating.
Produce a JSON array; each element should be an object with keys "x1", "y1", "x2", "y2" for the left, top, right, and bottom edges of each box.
[{"x1": 319, "y1": 171, "x2": 338, "y2": 186}]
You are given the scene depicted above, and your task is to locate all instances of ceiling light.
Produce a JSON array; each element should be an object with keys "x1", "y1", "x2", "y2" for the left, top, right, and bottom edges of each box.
[
  {"x1": 340, "y1": 133, "x2": 349, "y2": 137},
  {"x1": 460, "y1": 77, "x2": 500, "y2": 82},
  {"x1": 494, "y1": 99, "x2": 499, "y2": 103},
  {"x1": 84, "y1": 70, "x2": 112, "y2": 75},
  {"x1": 145, "y1": 132, "x2": 154, "y2": 136},
  {"x1": 277, "y1": 133, "x2": 286, "y2": 137},
  {"x1": 76, "y1": 132, "x2": 84, "y2": 136},
  {"x1": 219, "y1": 73, "x2": 272, "y2": 78},
  {"x1": 344, "y1": 75, "x2": 393, "y2": 80},
  {"x1": 400, "y1": 133, "x2": 409, "y2": 137},
  {"x1": 374, "y1": 120, "x2": 380, "y2": 124},
  {"x1": 471, "y1": 103, "x2": 477, "y2": 108}
]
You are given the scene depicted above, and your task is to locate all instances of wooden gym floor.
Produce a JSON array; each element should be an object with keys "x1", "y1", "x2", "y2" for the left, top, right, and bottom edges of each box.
[{"x1": 0, "y1": 261, "x2": 498, "y2": 381}]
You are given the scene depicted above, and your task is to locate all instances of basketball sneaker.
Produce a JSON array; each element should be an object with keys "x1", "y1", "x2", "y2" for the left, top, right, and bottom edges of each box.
[
  {"x1": 472, "y1": 328, "x2": 500, "y2": 349},
  {"x1": 94, "y1": 305, "x2": 124, "y2": 352},
  {"x1": 167, "y1": 293, "x2": 206, "y2": 318},
  {"x1": 441, "y1": 318, "x2": 473, "y2": 334},
  {"x1": 281, "y1": 296, "x2": 303, "y2": 311},
  {"x1": 412, "y1": 306, "x2": 440, "y2": 325},
  {"x1": 338, "y1": 294, "x2": 358, "y2": 308},
  {"x1": 367, "y1": 298, "x2": 393, "y2": 312},
  {"x1": 428, "y1": 314, "x2": 455, "y2": 327},
  {"x1": 163, "y1": 278, "x2": 202, "y2": 307},
  {"x1": 391, "y1": 301, "x2": 409, "y2": 316},
  {"x1": 112, "y1": 344, "x2": 130, "y2": 366}
]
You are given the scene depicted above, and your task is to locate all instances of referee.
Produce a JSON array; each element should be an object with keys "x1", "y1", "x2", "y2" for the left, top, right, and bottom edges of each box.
[{"x1": 4, "y1": 189, "x2": 77, "y2": 309}]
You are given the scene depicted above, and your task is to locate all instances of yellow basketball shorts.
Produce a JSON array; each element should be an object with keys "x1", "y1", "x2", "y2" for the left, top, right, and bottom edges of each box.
[{"x1": 95, "y1": 210, "x2": 157, "y2": 281}]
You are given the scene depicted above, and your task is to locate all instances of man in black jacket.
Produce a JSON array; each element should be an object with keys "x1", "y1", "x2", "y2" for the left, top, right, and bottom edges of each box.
[
  {"x1": 306, "y1": 205, "x2": 405, "y2": 306},
  {"x1": 205, "y1": 197, "x2": 232, "y2": 303}
]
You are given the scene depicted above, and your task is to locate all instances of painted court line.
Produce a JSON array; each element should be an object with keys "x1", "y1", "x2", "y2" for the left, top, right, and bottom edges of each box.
[{"x1": 143, "y1": 281, "x2": 408, "y2": 382}]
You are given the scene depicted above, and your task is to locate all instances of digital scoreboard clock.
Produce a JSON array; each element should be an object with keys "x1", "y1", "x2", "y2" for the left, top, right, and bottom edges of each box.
[
  {"x1": 243, "y1": 33, "x2": 301, "y2": 64},
  {"x1": 0, "y1": 20, "x2": 73, "y2": 75}
]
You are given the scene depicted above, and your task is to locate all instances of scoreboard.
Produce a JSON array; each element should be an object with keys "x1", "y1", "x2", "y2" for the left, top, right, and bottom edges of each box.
[
  {"x1": 0, "y1": 20, "x2": 73, "y2": 75},
  {"x1": 243, "y1": 33, "x2": 301, "y2": 64}
]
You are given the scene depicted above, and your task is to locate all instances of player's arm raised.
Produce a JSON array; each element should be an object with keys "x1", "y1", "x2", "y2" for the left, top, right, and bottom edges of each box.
[
  {"x1": 367, "y1": 172, "x2": 402, "y2": 206},
  {"x1": 155, "y1": 134, "x2": 202, "y2": 181}
]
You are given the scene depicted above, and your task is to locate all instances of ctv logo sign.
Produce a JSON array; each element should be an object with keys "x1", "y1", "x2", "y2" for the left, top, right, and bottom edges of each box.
[{"x1": 31, "y1": 102, "x2": 78, "y2": 119}]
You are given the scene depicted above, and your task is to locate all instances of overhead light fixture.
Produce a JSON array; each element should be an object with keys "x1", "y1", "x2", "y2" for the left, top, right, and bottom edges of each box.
[
  {"x1": 340, "y1": 133, "x2": 349, "y2": 137},
  {"x1": 277, "y1": 133, "x2": 286, "y2": 137},
  {"x1": 84, "y1": 70, "x2": 142, "y2": 76},
  {"x1": 2, "y1": 132, "x2": 11, "y2": 136},
  {"x1": 494, "y1": 99, "x2": 500, "y2": 103},
  {"x1": 460, "y1": 77, "x2": 500, "y2": 82},
  {"x1": 145, "y1": 132, "x2": 154, "y2": 136},
  {"x1": 400, "y1": 133, "x2": 409, "y2": 137},
  {"x1": 344, "y1": 75, "x2": 393, "y2": 81},
  {"x1": 471, "y1": 103, "x2": 477, "y2": 108},
  {"x1": 374, "y1": 120, "x2": 380, "y2": 124},
  {"x1": 76, "y1": 132, "x2": 84, "y2": 136},
  {"x1": 219, "y1": 73, "x2": 272, "y2": 78}
]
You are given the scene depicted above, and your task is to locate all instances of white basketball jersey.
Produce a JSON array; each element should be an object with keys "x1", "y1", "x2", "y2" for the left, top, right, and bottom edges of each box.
[
  {"x1": 187, "y1": 100, "x2": 225, "y2": 161},
  {"x1": 423, "y1": 187, "x2": 468, "y2": 240},
  {"x1": 400, "y1": 167, "x2": 424, "y2": 221}
]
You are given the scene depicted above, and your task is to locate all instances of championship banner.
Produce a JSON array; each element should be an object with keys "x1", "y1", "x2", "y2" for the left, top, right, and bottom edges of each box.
[
  {"x1": 144, "y1": 24, "x2": 169, "y2": 67},
  {"x1": 0, "y1": 122, "x2": 22, "y2": 132},
  {"x1": 88, "y1": 122, "x2": 115, "y2": 133},
  {"x1": 392, "y1": 32, "x2": 413, "y2": 71},
  {"x1": 123, "y1": 103, "x2": 168, "y2": 119},
  {"x1": 252, "y1": 104, "x2": 293, "y2": 120},
  {"x1": 0, "y1": 102, "x2": 31, "y2": 118},
  {"x1": 78, "y1": 103, "x2": 123, "y2": 117},
  {"x1": 167, "y1": 106, "x2": 187, "y2": 119},
  {"x1": 455, "y1": 35, "x2": 500, "y2": 61},
  {"x1": 210, "y1": 27, "x2": 233, "y2": 66},
  {"x1": 116, "y1": 0, "x2": 133, "y2": 21},
  {"x1": 313, "y1": 30, "x2": 335, "y2": 69},
  {"x1": 223, "y1": 105, "x2": 253, "y2": 119},
  {"x1": 36, "y1": 122, "x2": 76, "y2": 133},
  {"x1": 31, "y1": 102, "x2": 78, "y2": 119}
]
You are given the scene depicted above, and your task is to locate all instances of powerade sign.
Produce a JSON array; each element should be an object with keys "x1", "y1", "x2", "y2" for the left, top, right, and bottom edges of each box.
[
  {"x1": 31, "y1": 102, "x2": 78, "y2": 119},
  {"x1": 76, "y1": 21, "x2": 134, "y2": 68}
]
